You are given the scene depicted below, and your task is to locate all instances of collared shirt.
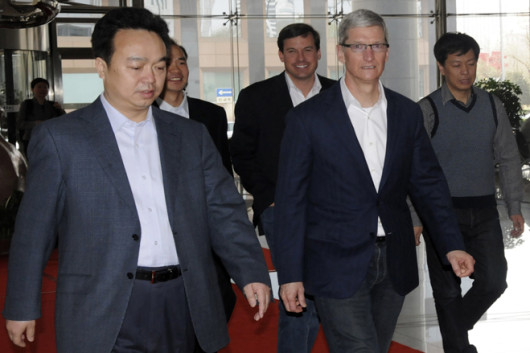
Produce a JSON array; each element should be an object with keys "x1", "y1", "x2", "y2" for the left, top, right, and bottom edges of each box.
[
  {"x1": 157, "y1": 92, "x2": 189, "y2": 118},
  {"x1": 101, "y1": 94, "x2": 179, "y2": 267},
  {"x1": 340, "y1": 78, "x2": 388, "y2": 236},
  {"x1": 285, "y1": 72, "x2": 322, "y2": 107}
]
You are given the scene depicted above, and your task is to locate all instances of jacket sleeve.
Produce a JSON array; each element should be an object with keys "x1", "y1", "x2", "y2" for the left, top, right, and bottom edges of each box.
[
  {"x1": 492, "y1": 94, "x2": 523, "y2": 216},
  {"x1": 200, "y1": 125, "x2": 270, "y2": 288},
  {"x1": 230, "y1": 88, "x2": 263, "y2": 196}
]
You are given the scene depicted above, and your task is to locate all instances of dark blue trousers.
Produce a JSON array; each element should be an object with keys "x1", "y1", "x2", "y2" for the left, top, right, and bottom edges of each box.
[
  {"x1": 314, "y1": 241, "x2": 405, "y2": 353},
  {"x1": 261, "y1": 206, "x2": 320, "y2": 353}
]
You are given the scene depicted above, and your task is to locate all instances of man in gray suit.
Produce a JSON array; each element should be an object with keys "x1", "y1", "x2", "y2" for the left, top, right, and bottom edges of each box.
[{"x1": 3, "y1": 7, "x2": 271, "y2": 353}]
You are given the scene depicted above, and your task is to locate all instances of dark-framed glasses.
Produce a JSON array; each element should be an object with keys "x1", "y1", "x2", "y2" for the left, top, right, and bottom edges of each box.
[{"x1": 341, "y1": 43, "x2": 389, "y2": 53}]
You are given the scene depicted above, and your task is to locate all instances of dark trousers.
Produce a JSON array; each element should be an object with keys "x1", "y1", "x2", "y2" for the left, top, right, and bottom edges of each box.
[
  {"x1": 314, "y1": 241, "x2": 405, "y2": 353},
  {"x1": 261, "y1": 206, "x2": 320, "y2": 353},
  {"x1": 424, "y1": 206, "x2": 508, "y2": 353},
  {"x1": 112, "y1": 275, "x2": 195, "y2": 353}
]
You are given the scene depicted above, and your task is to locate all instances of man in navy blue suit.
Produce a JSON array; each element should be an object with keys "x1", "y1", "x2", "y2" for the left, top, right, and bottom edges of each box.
[{"x1": 272, "y1": 9, "x2": 475, "y2": 353}]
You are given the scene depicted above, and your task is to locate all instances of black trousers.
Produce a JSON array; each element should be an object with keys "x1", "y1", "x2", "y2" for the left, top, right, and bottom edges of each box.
[{"x1": 424, "y1": 206, "x2": 507, "y2": 353}]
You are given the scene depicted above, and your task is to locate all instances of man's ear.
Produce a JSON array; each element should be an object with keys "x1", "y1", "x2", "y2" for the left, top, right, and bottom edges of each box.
[
  {"x1": 278, "y1": 49, "x2": 285, "y2": 63},
  {"x1": 337, "y1": 44, "x2": 345, "y2": 64},
  {"x1": 437, "y1": 61, "x2": 445, "y2": 76},
  {"x1": 95, "y1": 57, "x2": 107, "y2": 79}
]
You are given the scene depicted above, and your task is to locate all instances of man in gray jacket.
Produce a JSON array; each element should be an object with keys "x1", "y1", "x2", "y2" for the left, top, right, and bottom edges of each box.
[
  {"x1": 418, "y1": 32, "x2": 524, "y2": 353},
  {"x1": 3, "y1": 7, "x2": 270, "y2": 353}
]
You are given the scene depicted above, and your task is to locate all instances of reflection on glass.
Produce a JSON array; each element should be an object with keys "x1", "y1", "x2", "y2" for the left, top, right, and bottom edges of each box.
[
  {"x1": 455, "y1": 13, "x2": 530, "y2": 109},
  {"x1": 200, "y1": 0, "x2": 241, "y2": 38},
  {"x1": 265, "y1": 0, "x2": 305, "y2": 38}
]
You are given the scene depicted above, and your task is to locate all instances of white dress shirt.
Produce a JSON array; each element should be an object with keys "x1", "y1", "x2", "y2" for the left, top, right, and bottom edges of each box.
[
  {"x1": 101, "y1": 94, "x2": 179, "y2": 267},
  {"x1": 285, "y1": 72, "x2": 322, "y2": 107},
  {"x1": 340, "y1": 78, "x2": 388, "y2": 236},
  {"x1": 157, "y1": 92, "x2": 190, "y2": 118}
]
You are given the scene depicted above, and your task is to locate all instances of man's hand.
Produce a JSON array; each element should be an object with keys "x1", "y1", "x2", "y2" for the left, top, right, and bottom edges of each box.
[
  {"x1": 243, "y1": 282, "x2": 271, "y2": 321},
  {"x1": 6, "y1": 320, "x2": 36, "y2": 347},
  {"x1": 446, "y1": 250, "x2": 475, "y2": 278},
  {"x1": 413, "y1": 226, "x2": 423, "y2": 246},
  {"x1": 510, "y1": 214, "x2": 524, "y2": 238},
  {"x1": 279, "y1": 282, "x2": 306, "y2": 313}
]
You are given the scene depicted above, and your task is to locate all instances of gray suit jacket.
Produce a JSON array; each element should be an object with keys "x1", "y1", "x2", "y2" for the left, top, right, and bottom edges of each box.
[{"x1": 2, "y1": 98, "x2": 270, "y2": 353}]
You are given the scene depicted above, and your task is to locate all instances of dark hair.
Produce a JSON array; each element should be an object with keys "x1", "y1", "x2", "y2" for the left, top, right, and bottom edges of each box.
[
  {"x1": 31, "y1": 77, "x2": 49, "y2": 89},
  {"x1": 277, "y1": 23, "x2": 320, "y2": 52},
  {"x1": 434, "y1": 32, "x2": 480, "y2": 66},
  {"x1": 169, "y1": 39, "x2": 188, "y2": 60},
  {"x1": 91, "y1": 7, "x2": 171, "y2": 64}
]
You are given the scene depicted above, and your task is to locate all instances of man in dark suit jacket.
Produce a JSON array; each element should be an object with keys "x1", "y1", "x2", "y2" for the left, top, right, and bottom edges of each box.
[
  {"x1": 230, "y1": 23, "x2": 335, "y2": 353},
  {"x1": 3, "y1": 8, "x2": 270, "y2": 353},
  {"x1": 156, "y1": 41, "x2": 236, "y2": 353},
  {"x1": 273, "y1": 9, "x2": 475, "y2": 353},
  {"x1": 156, "y1": 41, "x2": 232, "y2": 175}
]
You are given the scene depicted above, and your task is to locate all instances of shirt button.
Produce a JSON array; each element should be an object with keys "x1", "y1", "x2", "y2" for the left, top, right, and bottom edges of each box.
[{"x1": 154, "y1": 241, "x2": 158, "y2": 245}]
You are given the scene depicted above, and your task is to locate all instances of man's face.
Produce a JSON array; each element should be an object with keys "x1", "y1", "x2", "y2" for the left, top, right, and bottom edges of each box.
[
  {"x1": 438, "y1": 49, "x2": 477, "y2": 98},
  {"x1": 337, "y1": 26, "x2": 389, "y2": 87},
  {"x1": 32, "y1": 82, "x2": 49, "y2": 100},
  {"x1": 95, "y1": 29, "x2": 167, "y2": 120},
  {"x1": 278, "y1": 34, "x2": 321, "y2": 82},
  {"x1": 165, "y1": 45, "x2": 189, "y2": 94}
]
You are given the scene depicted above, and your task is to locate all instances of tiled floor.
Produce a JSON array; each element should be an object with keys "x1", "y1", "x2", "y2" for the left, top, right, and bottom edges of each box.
[{"x1": 394, "y1": 172, "x2": 530, "y2": 353}]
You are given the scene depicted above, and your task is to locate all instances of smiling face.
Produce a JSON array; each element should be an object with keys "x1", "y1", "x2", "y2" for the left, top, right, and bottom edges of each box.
[
  {"x1": 337, "y1": 25, "x2": 389, "y2": 88},
  {"x1": 32, "y1": 82, "x2": 49, "y2": 101},
  {"x1": 438, "y1": 49, "x2": 477, "y2": 102},
  {"x1": 278, "y1": 33, "x2": 321, "y2": 85},
  {"x1": 95, "y1": 28, "x2": 167, "y2": 122},
  {"x1": 165, "y1": 44, "x2": 189, "y2": 94}
]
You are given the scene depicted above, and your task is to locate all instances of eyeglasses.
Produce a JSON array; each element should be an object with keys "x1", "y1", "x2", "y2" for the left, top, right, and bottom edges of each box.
[{"x1": 340, "y1": 43, "x2": 389, "y2": 53}]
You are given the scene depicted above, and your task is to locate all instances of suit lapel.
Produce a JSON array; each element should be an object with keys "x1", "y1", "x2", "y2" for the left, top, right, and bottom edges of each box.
[
  {"x1": 379, "y1": 88, "x2": 399, "y2": 190},
  {"x1": 273, "y1": 72, "x2": 294, "y2": 112},
  {"x1": 323, "y1": 84, "x2": 375, "y2": 190},
  {"x1": 153, "y1": 108, "x2": 182, "y2": 228},
  {"x1": 81, "y1": 99, "x2": 137, "y2": 213}
]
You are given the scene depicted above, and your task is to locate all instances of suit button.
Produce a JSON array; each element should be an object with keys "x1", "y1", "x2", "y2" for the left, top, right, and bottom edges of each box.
[
  {"x1": 127, "y1": 272, "x2": 134, "y2": 279},
  {"x1": 132, "y1": 234, "x2": 139, "y2": 241}
]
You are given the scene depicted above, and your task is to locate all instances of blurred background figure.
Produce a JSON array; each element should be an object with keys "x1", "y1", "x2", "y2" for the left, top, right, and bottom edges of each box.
[{"x1": 17, "y1": 77, "x2": 65, "y2": 153}]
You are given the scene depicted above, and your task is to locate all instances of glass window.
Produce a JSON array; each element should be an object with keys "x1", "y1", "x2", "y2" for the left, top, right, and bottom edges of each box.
[
  {"x1": 63, "y1": 73, "x2": 103, "y2": 106},
  {"x1": 454, "y1": 0, "x2": 530, "y2": 109}
]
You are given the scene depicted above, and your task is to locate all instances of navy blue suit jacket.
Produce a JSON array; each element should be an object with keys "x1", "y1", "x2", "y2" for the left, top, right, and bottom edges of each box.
[{"x1": 273, "y1": 82, "x2": 464, "y2": 298}]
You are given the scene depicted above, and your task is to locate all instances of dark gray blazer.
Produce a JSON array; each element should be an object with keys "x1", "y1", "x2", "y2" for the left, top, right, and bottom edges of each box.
[{"x1": 3, "y1": 98, "x2": 270, "y2": 353}]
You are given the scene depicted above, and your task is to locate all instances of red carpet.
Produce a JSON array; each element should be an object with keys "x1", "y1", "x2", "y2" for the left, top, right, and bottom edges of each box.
[{"x1": 0, "y1": 250, "x2": 422, "y2": 353}]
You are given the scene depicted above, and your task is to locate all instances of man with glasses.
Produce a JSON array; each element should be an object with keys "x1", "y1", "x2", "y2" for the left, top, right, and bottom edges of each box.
[
  {"x1": 231, "y1": 22, "x2": 335, "y2": 353},
  {"x1": 272, "y1": 9, "x2": 475, "y2": 353},
  {"x1": 418, "y1": 32, "x2": 524, "y2": 353}
]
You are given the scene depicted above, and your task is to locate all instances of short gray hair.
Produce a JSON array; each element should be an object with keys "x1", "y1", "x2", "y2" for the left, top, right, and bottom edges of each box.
[{"x1": 338, "y1": 9, "x2": 388, "y2": 45}]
